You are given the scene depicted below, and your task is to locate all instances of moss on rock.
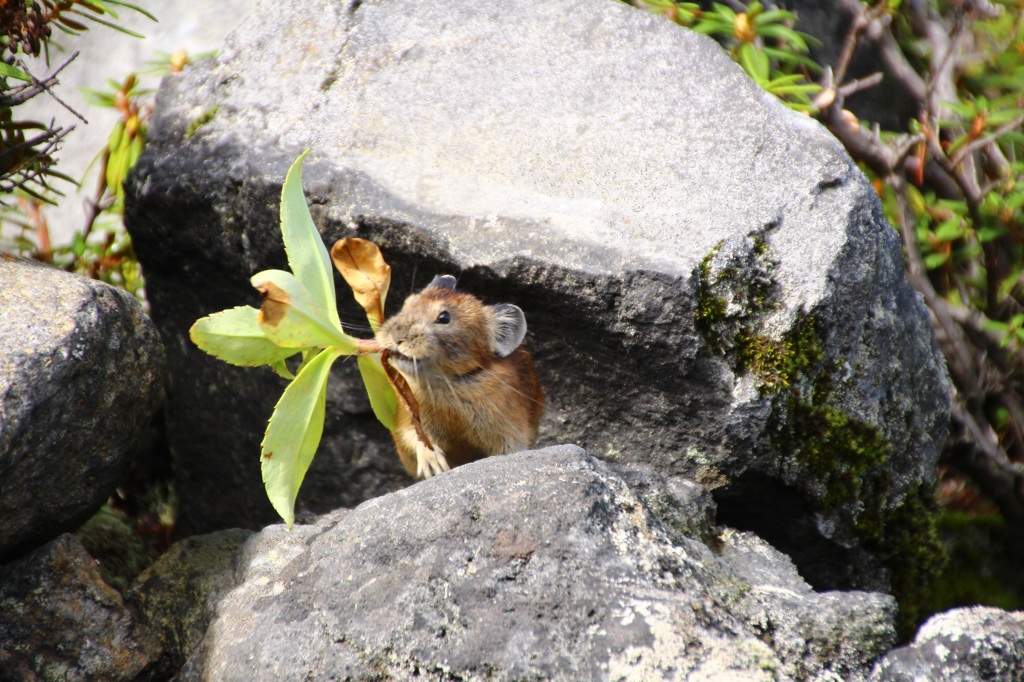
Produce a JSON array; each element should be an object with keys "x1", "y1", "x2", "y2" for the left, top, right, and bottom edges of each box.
[{"x1": 695, "y1": 235, "x2": 946, "y2": 639}]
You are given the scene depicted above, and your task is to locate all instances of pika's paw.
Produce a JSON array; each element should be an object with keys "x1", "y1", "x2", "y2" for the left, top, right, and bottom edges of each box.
[{"x1": 416, "y1": 443, "x2": 450, "y2": 479}]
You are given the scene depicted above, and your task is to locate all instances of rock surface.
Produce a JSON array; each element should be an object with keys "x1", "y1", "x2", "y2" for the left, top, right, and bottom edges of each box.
[
  {"x1": 130, "y1": 529, "x2": 253, "y2": 670},
  {"x1": 869, "y1": 606, "x2": 1024, "y2": 681},
  {"x1": 172, "y1": 446, "x2": 896, "y2": 681},
  {"x1": 722, "y1": 531, "x2": 897, "y2": 682},
  {"x1": 0, "y1": 256, "x2": 165, "y2": 561},
  {"x1": 0, "y1": 534, "x2": 163, "y2": 681},
  {"x1": 125, "y1": 0, "x2": 948, "y2": 595}
]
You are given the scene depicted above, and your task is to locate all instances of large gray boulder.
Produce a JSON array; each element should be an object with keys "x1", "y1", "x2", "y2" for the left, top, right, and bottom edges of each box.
[
  {"x1": 869, "y1": 606, "x2": 1024, "y2": 681},
  {"x1": 0, "y1": 534, "x2": 164, "y2": 681},
  {"x1": 0, "y1": 256, "x2": 165, "y2": 561},
  {"x1": 173, "y1": 446, "x2": 897, "y2": 681},
  {"x1": 125, "y1": 0, "x2": 948, "y2": 596}
]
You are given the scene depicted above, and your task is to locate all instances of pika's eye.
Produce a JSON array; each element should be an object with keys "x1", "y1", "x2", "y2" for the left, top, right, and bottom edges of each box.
[{"x1": 435, "y1": 310, "x2": 451, "y2": 324}]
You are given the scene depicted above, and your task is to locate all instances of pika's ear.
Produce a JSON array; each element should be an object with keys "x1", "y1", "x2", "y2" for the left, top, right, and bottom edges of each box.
[
  {"x1": 427, "y1": 275, "x2": 457, "y2": 291},
  {"x1": 490, "y1": 303, "x2": 527, "y2": 357}
]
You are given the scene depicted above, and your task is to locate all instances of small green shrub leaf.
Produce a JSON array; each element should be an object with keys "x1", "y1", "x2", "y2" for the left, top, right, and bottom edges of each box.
[
  {"x1": 0, "y1": 62, "x2": 31, "y2": 81},
  {"x1": 738, "y1": 43, "x2": 770, "y2": 83},
  {"x1": 358, "y1": 353, "x2": 398, "y2": 432},
  {"x1": 251, "y1": 269, "x2": 359, "y2": 352},
  {"x1": 261, "y1": 348, "x2": 342, "y2": 528},
  {"x1": 933, "y1": 218, "x2": 965, "y2": 242},
  {"x1": 279, "y1": 150, "x2": 342, "y2": 331},
  {"x1": 190, "y1": 305, "x2": 307, "y2": 367}
]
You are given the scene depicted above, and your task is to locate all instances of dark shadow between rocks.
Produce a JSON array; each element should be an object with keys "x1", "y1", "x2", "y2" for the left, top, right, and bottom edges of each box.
[{"x1": 713, "y1": 470, "x2": 863, "y2": 591}]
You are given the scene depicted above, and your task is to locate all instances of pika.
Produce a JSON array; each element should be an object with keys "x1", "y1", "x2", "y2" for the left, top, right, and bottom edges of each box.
[{"x1": 375, "y1": 275, "x2": 544, "y2": 479}]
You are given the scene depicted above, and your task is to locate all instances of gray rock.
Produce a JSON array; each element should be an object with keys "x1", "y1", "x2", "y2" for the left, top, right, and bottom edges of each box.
[
  {"x1": 179, "y1": 446, "x2": 778, "y2": 680},
  {"x1": 0, "y1": 534, "x2": 163, "y2": 681},
  {"x1": 609, "y1": 460, "x2": 719, "y2": 546},
  {"x1": 129, "y1": 528, "x2": 253, "y2": 670},
  {"x1": 722, "y1": 531, "x2": 897, "y2": 682},
  {"x1": 171, "y1": 445, "x2": 897, "y2": 681},
  {"x1": 124, "y1": 0, "x2": 948, "y2": 596},
  {"x1": 0, "y1": 256, "x2": 165, "y2": 561},
  {"x1": 869, "y1": 606, "x2": 1024, "y2": 682}
]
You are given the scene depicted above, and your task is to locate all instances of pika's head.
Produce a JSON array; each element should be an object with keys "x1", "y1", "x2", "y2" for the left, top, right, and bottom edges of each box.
[{"x1": 376, "y1": 275, "x2": 527, "y2": 380}]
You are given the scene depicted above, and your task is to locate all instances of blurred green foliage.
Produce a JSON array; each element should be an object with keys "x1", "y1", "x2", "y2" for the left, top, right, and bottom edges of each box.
[{"x1": 2, "y1": 47, "x2": 198, "y2": 302}]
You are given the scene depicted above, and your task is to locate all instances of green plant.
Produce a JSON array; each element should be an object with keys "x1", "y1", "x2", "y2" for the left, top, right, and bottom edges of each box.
[
  {"x1": 635, "y1": 1, "x2": 822, "y2": 111},
  {"x1": 1, "y1": 0, "x2": 155, "y2": 201},
  {"x1": 2, "y1": 50, "x2": 201, "y2": 301},
  {"x1": 190, "y1": 151, "x2": 399, "y2": 527}
]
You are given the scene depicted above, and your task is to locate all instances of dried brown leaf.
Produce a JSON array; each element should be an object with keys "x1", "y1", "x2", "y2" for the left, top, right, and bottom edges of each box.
[
  {"x1": 381, "y1": 349, "x2": 434, "y2": 452},
  {"x1": 331, "y1": 238, "x2": 391, "y2": 328}
]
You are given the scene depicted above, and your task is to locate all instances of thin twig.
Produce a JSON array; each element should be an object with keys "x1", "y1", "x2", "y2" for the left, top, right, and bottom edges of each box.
[
  {"x1": 950, "y1": 116, "x2": 1024, "y2": 168},
  {"x1": 23, "y1": 53, "x2": 88, "y2": 124},
  {"x1": 837, "y1": 71, "x2": 884, "y2": 98},
  {"x1": 831, "y1": 0, "x2": 890, "y2": 87},
  {"x1": 0, "y1": 53, "x2": 85, "y2": 123},
  {"x1": 893, "y1": 175, "x2": 982, "y2": 398}
]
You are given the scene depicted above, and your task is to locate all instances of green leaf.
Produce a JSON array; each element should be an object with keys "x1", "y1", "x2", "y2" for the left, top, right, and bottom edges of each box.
[
  {"x1": 71, "y1": 232, "x2": 86, "y2": 257},
  {"x1": 251, "y1": 269, "x2": 358, "y2": 352},
  {"x1": 754, "y1": 9, "x2": 796, "y2": 26},
  {"x1": 270, "y1": 361, "x2": 295, "y2": 380},
  {"x1": 104, "y1": 0, "x2": 158, "y2": 21},
  {"x1": 763, "y1": 73, "x2": 801, "y2": 85},
  {"x1": 190, "y1": 305, "x2": 307, "y2": 367},
  {"x1": 946, "y1": 133, "x2": 971, "y2": 157},
  {"x1": 761, "y1": 47, "x2": 822, "y2": 72},
  {"x1": 757, "y1": 24, "x2": 808, "y2": 52},
  {"x1": 907, "y1": 184, "x2": 927, "y2": 216},
  {"x1": 69, "y1": 10, "x2": 146, "y2": 37},
  {"x1": 924, "y1": 252, "x2": 950, "y2": 269},
  {"x1": 766, "y1": 82, "x2": 821, "y2": 96},
  {"x1": 279, "y1": 150, "x2": 342, "y2": 332},
  {"x1": 933, "y1": 217, "x2": 964, "y2": 242},
  {"x1": 261, "y1": 347, "x2": 342, "y2": 528},
  {"x1": 977, "y1": 226, "x2": 1007, "y2": 243},
  {"x1": 939, "y1": 100, "x2": 976, "y2": 119},
  {"x1": 712, "y1": 2, "x2": 737, "y2": 22},
  {"x1": 691, "y1": 22, "x2": 731, "y2": 36},
  {"x1": 738, "y1": 43, "x2": 770, "y2": 83},
  {"x1": 358, "y1": 353, "x2": 398, "y2": 432},
  {"x1": 79, "y1": 0, "x2": 120, "y2": 19},
  {"x1": 0, "y1": 62, "x2": 30, "y2": 81},
  {"x1": 987, "y1": 109, "x2": 1021, "y2": 126}
]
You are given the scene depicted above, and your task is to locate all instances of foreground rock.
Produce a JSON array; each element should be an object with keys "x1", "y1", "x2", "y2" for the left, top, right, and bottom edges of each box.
[
  {"x1": 0, "y1": 534, "x2": 163, "y2": 680},
  {"x1": 723, "y1": 531, "x2": 896, "y2": 681},
  {"x1": 125, "y1": 0, "x2": 948, "y2": 598},
  {"x1": 130, "y1": 529, "x2": 253, "y2": 670},
  {"x1": 0, "y1": 256, "x2": 164, "y2": 561},
  {"x1": 869, "y1": 606, "x2": 1024, "y2": 681},
  {"x1": 172, "y1": 446, "x2": 895, "y2": 681}
]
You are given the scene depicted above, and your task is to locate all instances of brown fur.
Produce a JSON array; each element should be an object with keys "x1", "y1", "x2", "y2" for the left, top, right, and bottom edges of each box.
[{"x1": 375, "y1": 284, "x2": 544, "y2": 478}]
